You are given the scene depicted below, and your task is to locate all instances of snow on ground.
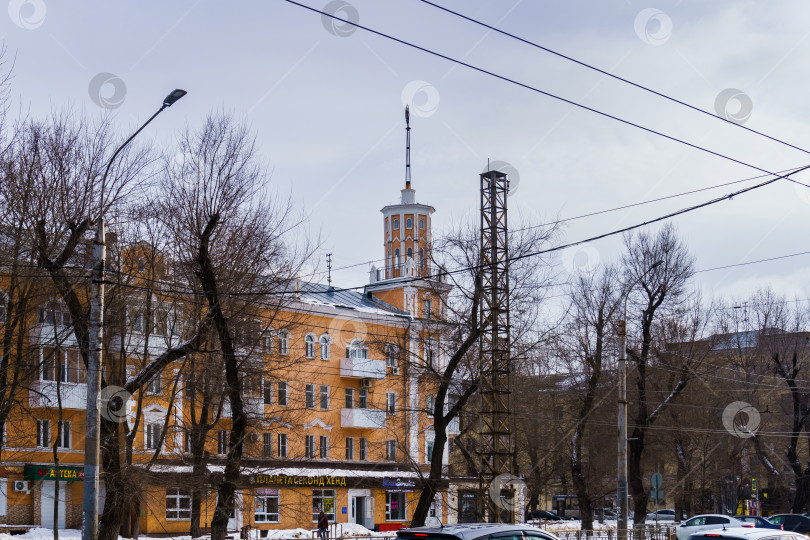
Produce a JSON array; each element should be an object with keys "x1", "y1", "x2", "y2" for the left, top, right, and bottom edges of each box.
[{"x1": 0, "y1": 524, "x2": 392, "y2": 540}]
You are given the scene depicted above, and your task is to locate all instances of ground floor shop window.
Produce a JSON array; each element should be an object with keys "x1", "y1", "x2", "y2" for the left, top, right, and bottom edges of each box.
[
  {"x1": 166, "y1": 488, "x2": 191, "y2": 520},
  {"x1": 255, "y1": 491, "x2": 280, "y2": 523},
  {"x1": 312, "y1": 489, "x2": 336, "y2": 522},
  {"x1": 386, "y1": 492, "x2": 406, "y2": 521}
]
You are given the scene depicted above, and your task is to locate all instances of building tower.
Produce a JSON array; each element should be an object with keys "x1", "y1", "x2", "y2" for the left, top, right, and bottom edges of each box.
[{"x1": 379, "y1": 106, "x2": 435, "y2": 282}]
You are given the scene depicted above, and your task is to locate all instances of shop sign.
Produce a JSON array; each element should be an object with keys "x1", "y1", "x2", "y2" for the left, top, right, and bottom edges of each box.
[
  {"x1": 383, "y1": 478, "x2": 416, "y2": 492},
  {"x1": 24, "y1": 465, "x2": 84, "y2": 481},
  {"x1": 250, "y1": 474, "x2": 347, "y2": 487}
]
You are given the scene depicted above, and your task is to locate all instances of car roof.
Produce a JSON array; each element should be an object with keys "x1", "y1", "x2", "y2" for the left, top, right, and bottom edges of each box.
[
  {"x1": 398, "y1": 524, "x2": 559, "y2": 540},
  {"x1": 689, "y1": 526, "x2": 798, "y2": 539},
  {"x1": 683, "y1": 515, "x2": 745, "y2": 521}
]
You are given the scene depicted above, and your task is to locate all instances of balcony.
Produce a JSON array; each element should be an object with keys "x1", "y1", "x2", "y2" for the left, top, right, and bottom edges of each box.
[
  {"x1": 29, "y1": 381, "x2": 87, "y2": 409},
  {"x1": 340, "y1": 358, "x2": 386, "y2": 379},
  {"x1": 340, "y1": 408, "x2": 386, "y2": 429}
]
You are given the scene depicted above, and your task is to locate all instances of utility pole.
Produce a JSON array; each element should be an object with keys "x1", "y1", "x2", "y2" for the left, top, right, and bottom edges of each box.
[
  {"x1": 617, "y1": 318, "x2": 628, "y2": 540},
  {"x1": 82, "y1": 89, "x2": 186, "y2": 540}
]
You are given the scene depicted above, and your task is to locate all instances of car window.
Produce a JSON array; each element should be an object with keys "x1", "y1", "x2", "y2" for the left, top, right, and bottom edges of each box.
[
  {"x1": 685, "y1": 518, "x2": 707, "y2": 526},
  {"x1": 771, "y1": 517, "x2": 785, "y2": 525},
  {"x1": 525, "y1": 533, "x2": 555, "y2": 540},
  {"x1": 706, "y1": 517, "x2": 729, "y2": 525},
  {"x1": 785, "y1": 517, "x2": 799, "y2": 527},
  {"x1": 490, "y1": 534, "x2": 522, "y2": 540}
]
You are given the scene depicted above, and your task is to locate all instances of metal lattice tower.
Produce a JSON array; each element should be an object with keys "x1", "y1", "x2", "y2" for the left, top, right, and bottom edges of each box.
[{"x1": 478, "y1": 169, "x2": 515, "y2": 523}]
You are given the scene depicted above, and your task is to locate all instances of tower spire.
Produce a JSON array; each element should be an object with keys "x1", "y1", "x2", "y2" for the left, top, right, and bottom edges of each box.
[{"x1": 405, "y1": 105, "x2": 411, "y2": 189}]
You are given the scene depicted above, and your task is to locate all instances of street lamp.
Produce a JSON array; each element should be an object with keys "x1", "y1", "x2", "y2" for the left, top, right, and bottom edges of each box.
[
  {"x1": 617, "y1": 260, "x2": 663, "y2": 540},
  {"x1": 82, "y1": 89, "x2": 186, "y2": 540}
]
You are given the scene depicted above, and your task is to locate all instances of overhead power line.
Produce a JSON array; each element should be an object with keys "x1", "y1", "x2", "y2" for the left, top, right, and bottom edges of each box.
[
  {"x1": 418, "y1": 0, "x2": 810, "y2": 157},
  {"x1": 282, "y1": 0, "x2": 810, "y2": 190}
]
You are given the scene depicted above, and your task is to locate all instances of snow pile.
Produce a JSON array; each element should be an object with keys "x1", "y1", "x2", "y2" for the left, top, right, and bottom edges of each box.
[{"x1": 0, "y1": 529, "x2": 82, "y2": 540}]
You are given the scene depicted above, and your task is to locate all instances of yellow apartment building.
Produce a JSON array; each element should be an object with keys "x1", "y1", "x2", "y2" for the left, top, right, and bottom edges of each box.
[{"x1": 0, "y1": 181, "x2": 461, "y2": 536}]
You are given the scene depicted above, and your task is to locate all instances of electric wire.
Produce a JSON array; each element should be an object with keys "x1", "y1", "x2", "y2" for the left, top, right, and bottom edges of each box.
[
  {"x1": 418, "y1": 0, "x2": 810, "y2": 157},
  {"x1": 282, "y1": 0, "x2": 810, "y2": 190}
]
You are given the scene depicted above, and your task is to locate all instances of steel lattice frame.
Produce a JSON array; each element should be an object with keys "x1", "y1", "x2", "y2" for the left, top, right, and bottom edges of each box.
[{"x1": 478, "y1": 170, "x2": 515, "y2": 522}]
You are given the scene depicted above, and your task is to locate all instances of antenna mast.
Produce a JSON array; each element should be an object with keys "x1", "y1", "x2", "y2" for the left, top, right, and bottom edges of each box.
[
  {"x1": 326, "y1": 253, "x2": 333, "y2": 288},
  {"x1": 405, "y1": 105, "x2": 411, "y2": 189}
]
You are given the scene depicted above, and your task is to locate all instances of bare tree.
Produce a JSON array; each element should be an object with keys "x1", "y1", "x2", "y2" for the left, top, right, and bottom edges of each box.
[
  {"x1": 157, "y1": 110, "x2": 309, "y2": 540},
  {"x1": 560, "y1": 266, "x2": 620, "y2": 530},
  {"x1": 622, "y1": 224, "x2": 709, "y2": 525}
]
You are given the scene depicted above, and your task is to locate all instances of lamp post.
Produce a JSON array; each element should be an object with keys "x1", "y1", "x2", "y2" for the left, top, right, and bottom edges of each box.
[
  {"x1": 617, "y1": 260, "x2": 663, "y2": 540},
  {"x1": 82, "y1": 89, "x2": 186, "y2": 540}
]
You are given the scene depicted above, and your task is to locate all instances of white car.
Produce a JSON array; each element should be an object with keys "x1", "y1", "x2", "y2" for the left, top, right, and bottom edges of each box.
[
  {"x1": 685, "y1": 526, "x2": 805, "y2": 540},
  {"x1": 647, "y1": 509, "x2": 679, "y2": 522},
  {"x1": 676, "y1": 515, "x2": 750, "y2": 540}
]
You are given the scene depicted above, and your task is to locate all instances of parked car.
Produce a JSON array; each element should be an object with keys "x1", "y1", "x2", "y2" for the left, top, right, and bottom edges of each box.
[
  {"x1": 767, "y1": 515, "x2": 810, "y2": 535},
  {"x1": 736, "y1": 516, "x2": 782, "y2": 530},
  {"x1": 687, "y1": 527, "x2": 807, "y2": 540},
  {"x1": 647, "y1": 509, "x2": 681, "y2": 523},
  {"x1": 398, "y1": 523, "x2": 561, "y2": 540},
  {"x1": 526, "y1": 510, "x2": 565, "y2": 521},
  {"x1": 676, "y1": 515, "x2": 750, "y2": 540}
]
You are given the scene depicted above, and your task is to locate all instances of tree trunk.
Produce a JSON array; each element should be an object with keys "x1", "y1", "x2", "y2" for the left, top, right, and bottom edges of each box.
[{"x1": 197, "y1": 215, "x2": 246, "y2": 540}]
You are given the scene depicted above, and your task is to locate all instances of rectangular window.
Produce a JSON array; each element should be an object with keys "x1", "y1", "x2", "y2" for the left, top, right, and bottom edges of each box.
[
  {"x1": 217, "y1": 430, "x2": 229, "y2": 455},
  {"x1": 359, "y1": 438, "x2": 368, "y2": 461},
  {"x1": 278, "y1": 433, "x2": 287, "y2": 458},
  {"x1": 255, "y1": 493, "x2": 280, "y2": 523},
  {"x1": 184, "y1": 430, "x2": 192, "y2": 453},
  {"x1": 386, "y1": 346, "x2": 398, "y2": 373},
  {"x1": 345, "y1": 437, "x2": 354, "y2": 460},
  {"x1": 425, "y1": 340, "x2": 435, "y2": 368},
  {"x1": 146, "y1": 423, "x2": 162, "y2": 450},
  {"x1": 184, "y1": 375, "x2": 195, "y2": 399},
  {"x1": 424, "y1": 300, "x2": 432, "y2": 318},
  {"x1": 358, "y1": 388, "x2": 368, "y2": 409},
  {"x1": 56, "y1": 421, "x2": 70, "y2": 449},
  {"x1": 279, "y1": 333, "x2": 289, "y2": 355},
  {"x1": 426, "y1": 395, "x2": 435, "y2": 418},
  {"x1": 386, "y1": 392, "x2": 396, "y2": 415},
  {"x1": 320, "y1": 385, "x2": 329, "y2": 410},
  {"x1": 263, "y1": 433, "x2": 273, "y2": 457},
  {"x1": 263, "y1": 334, "x2": 274, "y2": 353},
  {"x1": 166, "y1": 488, "x2": 191, "y2": 520},
  {"x1": 386, "y1": 491, "x2": 406, "y2": 521},
  {"x1": 305, "y1": 435, "x2": 315, "y2": 459},
  {"x1": 386, "y1": 440, "x2": 397, "y2": 461},
  {"x1": 36, "y1": 419, "x2": 50, "y2": 447},
  {"x1": 263, "y1": 379, "x2": 273, "y2": 405},
  {"x1": 426, "y1": 439, "x2": 434, "y2": 462},
  {"x1": 312, "y1": 490, "x2": 336, "y2": 522},
  {"x1": 345, "y1": 388, "x2": 354, "y2": 409},
  {"x1": 306, "y1": 384, "x2": 315, "y2": 409},
  {"x1": 146, "y1": 374, "x2": 161, "y2": 395},
  {"x1": 278, "y1": 382, "x2": 288, "y2": 407},
  {"x1": 419, "y1": 218, "x2": 425, "y2": 230},
  {"x1": 319, "y1": 435, "x2": 329, "y2": 459}
]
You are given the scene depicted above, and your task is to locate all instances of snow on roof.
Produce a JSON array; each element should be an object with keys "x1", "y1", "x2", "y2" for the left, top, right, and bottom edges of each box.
[{"x1": 298, "y1": 282, "x2": 408, "y2": 317}]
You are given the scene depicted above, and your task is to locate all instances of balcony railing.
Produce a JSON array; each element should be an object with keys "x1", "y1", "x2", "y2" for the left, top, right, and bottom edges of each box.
[
  {"x1": 340, "y1": 408, "x2": 386, "y2": 429},
  {"x1": 339, "y1": 358, "x2": 386, "y2": 379},
  {"x1": 29, "y1": 380, "x2": 87, "y2": 409}
]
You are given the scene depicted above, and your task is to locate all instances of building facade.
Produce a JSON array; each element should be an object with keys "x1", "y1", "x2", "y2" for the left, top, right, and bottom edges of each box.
[{"x1": 0, "y1": 181, "x2": 460, "y2": 535}]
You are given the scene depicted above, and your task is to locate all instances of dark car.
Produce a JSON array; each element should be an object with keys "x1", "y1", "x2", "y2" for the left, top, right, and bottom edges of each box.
[
  {"x1": 687, "y1": 528, "x2": 806, "y2": 540},
  {"x1": 398, "y1": 523, "x2": 560, "y2": 540},
  {"x1": 737, "y1": 516, "x2": 782, "y2": 530},
  {"x1": 767, "y1": 515, "x2": 810, "y2": 534},
  {"x1": 526, "y1": 510, "x2": 565, "y2": 521}
]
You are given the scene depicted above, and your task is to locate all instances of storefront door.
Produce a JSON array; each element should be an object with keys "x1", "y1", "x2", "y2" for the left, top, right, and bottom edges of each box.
[
  {"x1": 227, "y1": 492, "x2": 242, "y2": 532},
  {"x1": 349, "y1": 489, "x2": 373, "y2": 530},
  {"x1": 41, "y1": 482, "x2": 66, "y2": 529}
]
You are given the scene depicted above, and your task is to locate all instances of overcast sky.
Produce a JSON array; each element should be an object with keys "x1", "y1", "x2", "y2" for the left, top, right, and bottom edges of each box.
[{"x1": 5, "y1": 0, "x2": 810, "y2": 313}]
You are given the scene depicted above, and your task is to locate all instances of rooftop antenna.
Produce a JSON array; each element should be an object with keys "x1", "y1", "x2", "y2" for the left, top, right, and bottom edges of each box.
[
  {"x1": 405, "y1": 105, "x2": 411, "y2": 189},
  {"x1": 326, "y1": 253, "x2": 333, "y2": 288}
]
